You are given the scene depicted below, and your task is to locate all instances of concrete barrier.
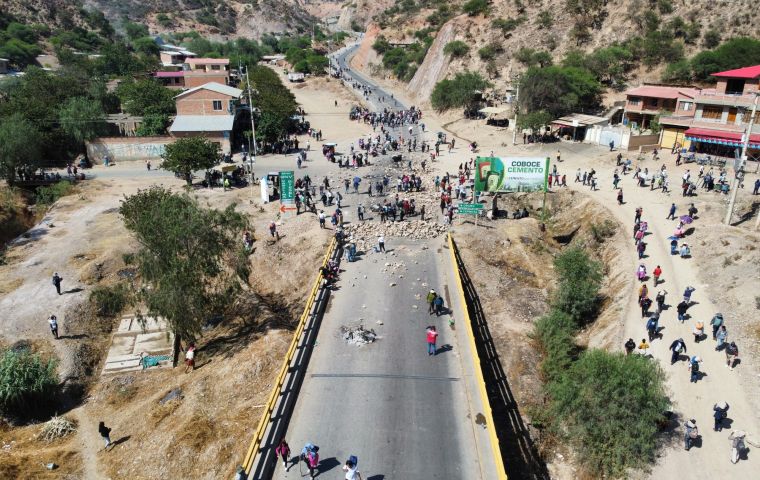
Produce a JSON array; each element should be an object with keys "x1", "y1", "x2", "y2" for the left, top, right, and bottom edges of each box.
[{"x1": 86, "y1": 136, "x2": 174, "y2": 164}]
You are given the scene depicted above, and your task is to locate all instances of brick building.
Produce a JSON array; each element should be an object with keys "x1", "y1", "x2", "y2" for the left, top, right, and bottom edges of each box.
[{"x1": 169, "y1": 82, "x2": 243, "y2": 153}]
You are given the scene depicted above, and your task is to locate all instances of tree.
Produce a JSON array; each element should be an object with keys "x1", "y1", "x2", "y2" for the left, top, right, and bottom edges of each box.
[
  {"x1": 119, "y1": 186, "x2": 249, "y2": 345},
  {"x1": 135, "y1": 114, "x2": 169, "y2": 136},
  {"x1": 690, "y1": 37, "x2": 760, "y2": 80},
  {"x1": 431, "y1": 71, "x2": 491, "y2": 111},
  {"x1": 116, "y1": 79, "x2": 176, "y2": 117},
  {"x1": 161, "y1": 137, "x2": 220, "y2": 185},
  {"x1": 462, "y1": 0, "x2": 490, "y2": 16},
  {"x1": 519, "y1": 66, "x2": 601, "y2": 118},
  {"x1": 549, "y1": 350, "x2": 670, "y2": 477},
  {"x1": 444, "y1": 40, "x2": 470, "y2": 58},
  {"x1": 132, "y1": 36, "x2": 160, "y2": 56},
  {"x1": 123, "y1": 21, "x2": 149, "y2": 40},
  {"x1": 0, "y1": 347, "x2": 58, "y2": 418},
  {"x1": 246, "y1": 65, "x2": 297, "y2": 143},
  {"x1": 702, "y1": 29, "x2": 721, "y2": 49},
  {"x1": 0, "y1": 113, "x2": 41, "y2": 186},
  {"x1": 59, "y1": 96, "x2": 107, "y2": 145},
  {"x1": 517, "y1": 110, "x2": 553, "y2": 137}
]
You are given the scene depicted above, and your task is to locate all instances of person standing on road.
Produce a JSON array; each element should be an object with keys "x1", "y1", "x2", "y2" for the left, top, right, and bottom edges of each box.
[
  {"x1": 677, "y1": 300, "x2": 689, "y2": 322},
  {"x1": 667, "y1": 203, "x2": 677, "y2": 220},
  {"x1": 716, "y1": 325, "x2": 728, "y2": 351},
  {"x1": 357, "y1": 204, "x2": 365, "y2": 221},
  {"x1": 426, "y1": 289, "x2": 437, "y2": 314},
  {"x1": 426, "y1": 326, "x2": 438, "y2": 355},
  {"x1": 49, "y1": 314, "x2": 59, "y2": 339},
  {"x1": 688, "y1": 355, "x2": 702, "y2": 383},
  {"x1": 653, "y1": 265, "x2": 662, "y2": 286},
  {"x1": 275, "y1": 438, "x2": 291, "y2": 470},
  {"x1": 725, "y1": 342, "x2": 739, "y2": 370},
  {"x1": 98, "y1": 421, "x2": 112, "y2": 450},
  {"x1": 624, "y1": 338, "x2": 636, "y2": 355},
  {"x1": 713, "y1": 402, "x2": 729, "y2": 432},
  {"x1": 52, "y1": 272, "x2": 63, "y2": 295},
  {"x1": 433, "y1": 295, "x2": 445, "y2": 316},
  {"x1": 343, "y1": 458, "x2": 362, "y2": 480},
  {"x1": 301, "y1": 444, "x2": 319, "y2": 479},
  {"x1": 377, "y1": 235, "x2": 385, "y2": 253},
  {"x1": 684, "y1": 419, "x2": 698, "y2": 450},
  {"x1": 711, "y1": 313, "x2": 724, "y2": 340},
  {"x1": 319, "y1": 210, "x2": 326, "y2": 229},
  {"x1": 669, "y1": 338, "x2": 687, "y2": 364}
]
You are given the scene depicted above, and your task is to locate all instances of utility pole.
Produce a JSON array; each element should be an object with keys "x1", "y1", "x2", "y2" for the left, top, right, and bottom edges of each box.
[
  {"x1": 511, "y1": 75, "x2": 520, "y2": 146},
  {"x1": 724, "y1": 93, "x2": 758, "y2": 225},
  {"x1": 245, "y1": 66, "x2": 258, "y2": 200}
]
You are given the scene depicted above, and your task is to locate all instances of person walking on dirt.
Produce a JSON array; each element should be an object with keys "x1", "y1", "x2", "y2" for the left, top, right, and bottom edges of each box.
[
  {"x1": 646, "y1": 314, "x2": 659, "y2": 341},
  {"x1": 377, "y1": 235, "x2": 385, "y2": 253},
  {"x1": 426, "y1": 325, "x2": 438, "y2": 355},
  {"x1": 275, "y1": 438, "x2": 291, "y2": 470},
  {"x1": 653, "y1": 265, "x2": 662, "y2": 286},
  {"x1": 624, "y1": 338, "x2": 636, "y2": 355},
  {"x1": 426, "y1": 289, "x2": 437, "y2": 314},
  {"x1": 716, "y1": 325, "x2": 728, "y2": 351},
  {"x1": 684, "y1": 419, "x2": 698, "y2": 450},
  {"x1": 667, "y1": 203, "x2": 677, "y2": 220},
  {"x1": 655, "y1": 290, "x2": 667, "y2": 312},
  {"x1": 52, "y1": 272, "x2": 63, "y2": 295},
  {"x1": 634, "y1": 207, "x2": 642, "y2": 223},
  {"x1": 669, "y1": 338, "x2": 687, "y2": 364},
  {"x1": 48, "y1": 315, "x2": 59, "y2": 339},
  {"x1": 688, "y1": 355, "x2": 702, "y2": 383},
  {"x1": 357, "y1": 204, "x2": 365, "y2": 221},
  {"x1": 725, "y1": 342, "x2": 739, "y2": 369},
  {"x1": 638, "y1": 338, "x2": 650, "y2": 355},
  {"x1": 713, "y1": 402, "x2": 729, "y2": 432},
  {"x1": 318, "y1": 211, "x2": 326, "y2": 229},
  {"x1": 98, "y1": 421, "x2": 112, "y2": 450},
  {"x1": 184, "y1": 343, "x2": 196, "y2": 373},
  {"x1": 683, "y1": 286, "x2": 696, "y2": 303},
  {"x1": 711, "y1": 313, "x2": 724, "y2": 340},
  {"x1": 676, "y1": 300, "x2": 689, "y2": 322}
]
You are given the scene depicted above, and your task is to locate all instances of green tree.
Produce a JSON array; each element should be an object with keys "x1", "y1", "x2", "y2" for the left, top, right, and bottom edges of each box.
[
  {"x1": 552, "y1": 247, "x2": 603, "y2": 324},
  {"x1": 444, "y1": 40, "x2": 470, "y2": 58},
  {"x1": 519, "y1": 66, "x2": 601, "y2": 118},
  {"x1": 549, "y1": 350, "x2": 670, "y2": 477},
  {"x1": 0, "y1": 348, "x2": 58, "y2": 417},
  {"x1": 0, "y1": 113, "x2": 41, "y2": 187},
  {"x1": 431, "y1": 71, "x2": 491, "y2": 111},
  {"x1": 119, "y1": 186, "x2": 249, "y2": 345},
  {"x1": 702, "y1": 29, "x2": 721, "y2": 49},
  {"x1": 136, "y1": 114, "x2": 169, "y2": 136},
  {"x1": 245, "y1": 65, "x2": 297, "y2": 144},
  {"x1": 517, "y1": 110, "x2": 553, "y2": 136},
  {"x1": 462, "y1": 0, "x2": 490, "y2": 16},
  {"x1": 161, "y1": 137, "x2": 220, "y2": 185},
  {"x1": 536, "y1": 10, "x2": 553, "y2": 29},
  {"x1": 59, "y1": 96, "x2": 107, "y2": 145},
  {"x1": 123, "y1": 21, "x2": 149, "y2": 40},
  {"x1": 116, "y1": 79, "x2": 176, "y2": 117},
  {"x1": 132, "y1": 36, "x2": 160, "y2": 56},
  {"x1": 690, "y1": 37, "x2": 760, "y2": 80}
]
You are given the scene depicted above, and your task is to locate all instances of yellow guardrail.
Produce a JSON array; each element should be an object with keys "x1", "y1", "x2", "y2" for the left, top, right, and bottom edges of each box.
[
  {"x1": 448, "y1": 233, "x2": 508, "y2": 480},
  {"x1": 239, "y1": 238, "x2": 337, "y2": 475}
]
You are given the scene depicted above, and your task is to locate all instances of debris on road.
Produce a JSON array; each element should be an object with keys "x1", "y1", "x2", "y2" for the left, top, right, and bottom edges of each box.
[
  {"x1": 39, "y1": 416, "x2": 77, "y2": 442},
  {"x1": 341, "y1": 325, "x2": 378, "y2": 345}
]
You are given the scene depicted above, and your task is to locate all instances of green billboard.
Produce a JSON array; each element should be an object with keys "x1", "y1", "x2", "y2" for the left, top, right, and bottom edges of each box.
[{"x1": 474, "y1": 157, "x2": 549, "y2": 193}]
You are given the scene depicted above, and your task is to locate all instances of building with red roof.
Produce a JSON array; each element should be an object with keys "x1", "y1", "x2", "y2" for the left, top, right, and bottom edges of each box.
[{"x1": 623, "y1": 85, "x2": 701, "y2": 130}]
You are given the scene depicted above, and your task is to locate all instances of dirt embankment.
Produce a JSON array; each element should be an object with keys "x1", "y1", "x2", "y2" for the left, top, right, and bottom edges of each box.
[{"x1": 455, "y1": 189, "x2": 632, "y2": 478}]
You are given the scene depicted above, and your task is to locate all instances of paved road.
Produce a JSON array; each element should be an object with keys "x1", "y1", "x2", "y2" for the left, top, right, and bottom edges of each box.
[{"x1": 270, "y1": 45, "x2": 494, "y2": 479}]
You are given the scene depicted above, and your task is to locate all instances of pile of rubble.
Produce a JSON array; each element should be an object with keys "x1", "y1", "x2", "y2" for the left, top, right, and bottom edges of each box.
[
  {"x1": 346, "y1": 220, "x2": 447, "y2": 246},
  {"x1": 341, "y1": 325, "x2": 378, "y2": 345}
]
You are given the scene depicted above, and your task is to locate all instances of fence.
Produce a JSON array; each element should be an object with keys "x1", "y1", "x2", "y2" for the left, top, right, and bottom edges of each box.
[{"x1": 237, "y1": 238, "x2": 338, "y2": 479}]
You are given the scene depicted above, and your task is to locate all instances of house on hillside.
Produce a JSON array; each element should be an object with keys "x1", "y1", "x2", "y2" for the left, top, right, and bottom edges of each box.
[
  {"x1": 184, "y1": 58, "x2": 230, "y2": 88},
  {"x1": 169, "y1": 82, "x2": 243, "y2": 154},
  {"x1": 158, "y1": 44, "x2": 196, "y2": 68},
  {"x1": 622, "y1": 85, "x2": 700, "y2": 131},
  {"x1": 658, "y1": 65, "x2": 760, "y2": 158},
  {"x1": 154, "y1": 71, "x2": 186, "y2": 89}
]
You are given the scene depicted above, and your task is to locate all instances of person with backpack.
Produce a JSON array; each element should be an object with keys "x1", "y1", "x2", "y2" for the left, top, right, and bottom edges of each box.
[
  {"x1": 676, "y1": 300, "x2": 689, "y2": 323},
  {"x1": 711, "y1": 313, "x2": 724, "y2": 340},
  {"x1": 688, "y1": 356, "x2": 702, "y2": 383},
  {"x1": 669, "y1": 338, "x2": 687, "y2": 364},
  {"x1": 433, "y1": 295, "x2": 444, "y2": 316},
  {"x1": 646, "y1": 315, "x2": 659, "y2": 341},
  {"x1": 426, "y1": 290, "x2": 437, "y2": 314},
  {"x1": 275, "y1": 438, "x2": 291, "y2": 470},
  {"x1": 725, "y1": 342, "x2": 739, "y2": 370},
  {"x1": 655, "y1": 290, "x2": 667, "y2": 312},
  {"x1": 301, "y1": 443, "x2": 319, "y2": 479},
  {"x1": 343, "y1": 456, "x2": 362, "y2": 480},
  {"x1": 684, "y1": 419, "x2": 698, "y2": 450},
  {"x1": 640, "y1": 296, "x2": 652, "y2": 317},
  {"x1": 624, "y1": 338, "x2": 636, "y2": 355},
  {"x1": 713, "y1": 402, "x2": 729, "y2": 432}
]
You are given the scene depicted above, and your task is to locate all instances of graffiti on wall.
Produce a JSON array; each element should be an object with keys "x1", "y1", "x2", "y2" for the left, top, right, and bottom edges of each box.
[{"x1": 86, "y1": 137, "x2": 173, "y2": 163}]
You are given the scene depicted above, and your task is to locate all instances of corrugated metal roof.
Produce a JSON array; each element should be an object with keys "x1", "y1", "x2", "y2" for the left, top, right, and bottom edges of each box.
[
  {"x1": 626, "y1": 86, "x2": 700, "y2": 99},
  {"x1": 712, "y1": 65, "x2": 760, "y2": 79},
  {"x1": 169, "y1": 115, "x2": 235, "y2": 132},
  {"x1": 174, "y1": 82, "x2": 242, "y2": 99}
]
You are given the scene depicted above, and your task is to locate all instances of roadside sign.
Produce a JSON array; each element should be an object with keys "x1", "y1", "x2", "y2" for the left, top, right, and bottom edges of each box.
[
  {"x1": 279, "y1": 171, "x2": 294, "y2": 203},
  {"x1": 457, "y1": 203, "x2": 484, "y2": 215}
]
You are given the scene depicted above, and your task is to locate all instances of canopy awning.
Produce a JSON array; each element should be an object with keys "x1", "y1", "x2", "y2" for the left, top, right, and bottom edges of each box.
[
  {"x1": 685, "y1": 128, "x2": 760, "y2": 149},
  {"x1": 479, "y1": 106, "x2": 509, "y2": 115}
]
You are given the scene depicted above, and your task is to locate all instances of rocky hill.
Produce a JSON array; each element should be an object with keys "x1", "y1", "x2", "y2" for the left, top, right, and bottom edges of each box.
[{"x1": 341, "y1": 0, "x2": 760, "y2": 105}]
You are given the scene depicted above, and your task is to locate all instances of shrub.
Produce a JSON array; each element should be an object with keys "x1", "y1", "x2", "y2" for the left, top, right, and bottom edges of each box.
[
  {"x1": 548, "y1": 350, "x2": 670, "y2": 477},
  {"x1": 657, "y1": 0, "x2": 674, "y2": 14},
  {"x1": 462, "y1": 0, "x2": 490, "y2": 17},
  {"x1": 35, "y1": 182, "x2": 73, "y2": 206},
  {"x1": 156, "y1": 13, "x2": 173, "y2": 28},
  {"x1": 590, "y1": 219, "x2": 617, "y2": 243},
  {"x1": 351, "y1": 20, "x2": 363, "y2": 32},
  {"x1": 477, "y1": 44, "x2": 498, "y2": 61},
  {"x1": 0, "y1": 347, "x2": 58, "y2": 417},
  {"x1": 552, "y1": 247, "x2": 603, "y2": 325},
  {"x1": 492, "y1": 16, "x2": 525, "y2": 35},
  {"x1": 90, "y1": 283, "x2": 130, "y2": 317},
  {"x1": 533, "y1": 310, "x2": 576, "y2": 382},
  {"x1": 444, "y1": 40, "x2": 470, "y2": 58},
  {"x1": 536, "y1": 10, "x2": 553, "y2": 29},
  {"x1": 702, "y1": 29, "x2": 721, "y2": 49},
  {"x1": 372, "y1": 36, "x2": 391, "y2": 54},
  {"x1": 430, "y1": 71, "x2": 491, "y2": 111}
]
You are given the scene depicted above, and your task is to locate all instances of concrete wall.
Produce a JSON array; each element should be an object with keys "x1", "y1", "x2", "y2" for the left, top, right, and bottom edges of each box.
[
  {"x1": 627, "y1": 134, "x2": 661, "y2": 150},
  {"x1": 86, "y1": 136, "x2": 174, "y2": 163},
  {"x1": 585, "y1": 125, "x2": 630, "y2": 149},
  {"x1": 184, "y1": 72, "x2": 229, "y2": 88}
]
